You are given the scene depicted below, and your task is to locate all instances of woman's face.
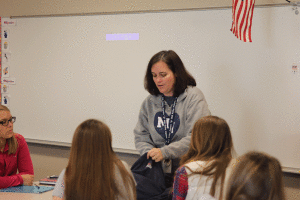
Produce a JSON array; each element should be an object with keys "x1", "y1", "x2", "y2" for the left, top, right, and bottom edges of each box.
[
  {"x1": 151, "y1": 61, "x2": 176, "y2": 96},
  {"x1": 0, "y1": 111, "x2": 14, "y2": 140}
]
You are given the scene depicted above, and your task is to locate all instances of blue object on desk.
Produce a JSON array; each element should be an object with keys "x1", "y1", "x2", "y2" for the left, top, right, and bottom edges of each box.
[{"x1": 0, "y1": 185, "x2": 54, "y2": 193}]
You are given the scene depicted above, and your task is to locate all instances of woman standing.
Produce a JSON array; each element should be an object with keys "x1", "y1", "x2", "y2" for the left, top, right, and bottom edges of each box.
[
  {"x1": 0, "y1": 105, "x2": 34, "y2": 189},
  {"x1": 134, "y1": 50, "x2": 210, "y2": 177},
  {"x1": 52, "y1": 119, "x2": 136, "y2": 200}
]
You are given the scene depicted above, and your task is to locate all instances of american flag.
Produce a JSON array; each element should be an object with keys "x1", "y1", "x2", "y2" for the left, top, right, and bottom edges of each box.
[{"x1": 231, "y1": 0, "x2": 256, "y2": 42}]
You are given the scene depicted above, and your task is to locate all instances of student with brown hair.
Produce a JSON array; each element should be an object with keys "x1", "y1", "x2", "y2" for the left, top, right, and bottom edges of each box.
[
  {"x1": 172, "y1": 116, "x2": 235, "y2": 200},
  {"x1": 52, "y1": 119, "x2": 136, "y2": 200},
  {"x1": 225, "y1": 151, "x2": 285, "y2": 200},
  {"x1": 0, "y1": 105, "x2": 34, "y2": 189}
]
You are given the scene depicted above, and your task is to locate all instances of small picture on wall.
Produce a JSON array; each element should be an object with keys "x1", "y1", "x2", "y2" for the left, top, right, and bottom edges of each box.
[
  {"x1": 292, "y1": 64, "x2": 298, "y2": 74},
  {"x1": 2, "y1": 52, "x2": 11, "y2": 63},
  {"x1": 3, "y1": 29, "x2": 10, "y2": 40},
  {"x1": 3, "y1": 41, "x2": 9, "y2": 51},
  {"x1": 1, "y1": 95, "x2": 10, "y2": 106},
  {"x1": 2, "y1": 77, "x2": 16, "y2": 85},
  {"x1": 2, "y1": 64, "x2": 10, "y2": 78},
  {"x1": 1, "y1": 84, "x2": 9, "y2": 94}
]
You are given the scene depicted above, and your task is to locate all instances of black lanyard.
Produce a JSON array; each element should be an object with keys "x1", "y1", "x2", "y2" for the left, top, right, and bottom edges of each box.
[{"x1": 161, "y1": 96, "x2": 178, "y2": 145}]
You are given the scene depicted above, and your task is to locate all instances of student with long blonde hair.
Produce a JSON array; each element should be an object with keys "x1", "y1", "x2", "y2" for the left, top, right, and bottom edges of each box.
[
  {"x1": 0, "y1": 105, "x2": 34, "y2": 189},
  {"x1": 172, "y1": 116, "x2": 235, "y2": 200},
  {"x1": 53, "y1": 119, "x2": 136, "y2": 200},
  {"x1": 225, "y1": 151, "x2": 285, "y2": 200}
]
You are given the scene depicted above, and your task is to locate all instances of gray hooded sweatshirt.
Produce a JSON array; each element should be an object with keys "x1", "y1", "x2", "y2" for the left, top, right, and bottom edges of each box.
[{"x1": 134, "y1": 86, "x2": 211, "y2": 160}]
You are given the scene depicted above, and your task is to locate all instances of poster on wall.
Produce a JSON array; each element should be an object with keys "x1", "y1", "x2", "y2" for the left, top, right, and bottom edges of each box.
[
  {"x1": 2, "y1": 77, "x2": 16, "y2": 85},
  {"x1": 2, "y1": 64, "x2": 9, "y2": 77},
  {"x1": 1, "y1": 17, "x2": 17, "y2": 106},
  {"x1": 1, "y1": 94, "x2": 10, "y2": 107},
  {"x1": 3, "y1": 28, "x2": 9, "y2": 40},
  {"x1": 2, "y1": 18, "x2": 17, "y2": 26},
  {"x1": 1, "y1": 84, "x2": 9, "y2": 94},
  {"x1": 3, "y1": 41, "x2": 9, "y2": 51},
  {"x1": 2, "y1": 52, "x2": 11, "y2": 64}
]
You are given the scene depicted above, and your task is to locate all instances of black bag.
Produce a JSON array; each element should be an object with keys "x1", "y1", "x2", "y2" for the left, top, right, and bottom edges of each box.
[{"x1": 131, "y1": 153, "x2": 172, "y2": 200}]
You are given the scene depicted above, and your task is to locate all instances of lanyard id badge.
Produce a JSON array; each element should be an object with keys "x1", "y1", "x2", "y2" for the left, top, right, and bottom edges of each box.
[
  {"x1": 161, "y1": 96, "x2": 178, "y2": 145},
  {"x1": 161, "y1": 96, "x2": 177, "y2": 173}
]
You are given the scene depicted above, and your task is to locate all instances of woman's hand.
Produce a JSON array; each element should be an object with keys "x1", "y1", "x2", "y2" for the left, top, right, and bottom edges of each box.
[
  {"x1": 147, "y1": 148, "x2": 163, "y2": 162},
  {"x1": 21, "y1": 174, "x2": 34, "y2": 186}
]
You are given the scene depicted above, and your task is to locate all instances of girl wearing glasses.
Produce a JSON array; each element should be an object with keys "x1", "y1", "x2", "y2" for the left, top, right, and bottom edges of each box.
[{"x1": 0, "y1": 105, "x2": 34, "y2": 189}]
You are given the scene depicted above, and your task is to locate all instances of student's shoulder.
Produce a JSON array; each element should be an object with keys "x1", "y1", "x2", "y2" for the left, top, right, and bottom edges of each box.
[
  {"x1": 228, "y1": 158, "x2": 238, "y2": 168},
  {"x1": 175, "y1": 165, "x2": 188, "y2": 177},
  {"x1": 14, "y1": 133, "x2": 23, "y2": 139},
  {"x1": 184, "y1": 160, "x2": 208, "y2": 170},
  {"x1": 13, "y1": 133, "x2": 26, "y2": 143},
  {"x1": 117, "y1": 160, "x2": 133, "y2": 174},
  {"x1": 176, "y1": 160, "x2": 206, "y2": 175},
  {"x1": 225, "y1": 158, "x2": 238, "y2": 178},
  {"x1": 121, "y1": 160, "x2": 130, "y2": 170}
]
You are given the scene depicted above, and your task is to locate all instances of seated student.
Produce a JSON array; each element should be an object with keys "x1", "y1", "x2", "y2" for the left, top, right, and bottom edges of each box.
[
  {"x1": 225, "y1": 151, "x2": 285, "y2": 200},
  {"x1": 52, "y1": 119, "x2": 136, "y2": 200},
  {"x1": 0, "y1": 105, "x2": 34, "y2": 189},
  {"x1": 172, "y1": 116, "x2": 236, "y2": 200}
]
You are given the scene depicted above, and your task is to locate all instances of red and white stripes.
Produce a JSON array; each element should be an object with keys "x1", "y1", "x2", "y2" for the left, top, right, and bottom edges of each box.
[{"x1": 231, "y1": 0, "x2": 256, "y2": 42}]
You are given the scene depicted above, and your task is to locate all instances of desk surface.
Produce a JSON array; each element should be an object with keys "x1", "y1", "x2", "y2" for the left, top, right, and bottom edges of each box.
[
  {"x1": 0, "y1": 182, "x2": 53, "y2": 200},
  {"x1": 0, "y1": 191, "x2": 52, "y2": 200}
]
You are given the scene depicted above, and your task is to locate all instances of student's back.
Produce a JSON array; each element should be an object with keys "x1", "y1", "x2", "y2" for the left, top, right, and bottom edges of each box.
[
  {"x1": 53, "y1": 160, "x2": 135, "y2": 200},
  {"x1": 172, "y1": 116, "x2": 236, "y2": 200},
  {"x1": 52, "y1": 119, "x2": 136, "y2": 200},
  {"x1": 177, "y1": 159, "x2": 235, "y2": 200}
]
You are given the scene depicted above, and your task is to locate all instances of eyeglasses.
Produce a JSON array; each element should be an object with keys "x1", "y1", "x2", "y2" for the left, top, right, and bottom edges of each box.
[{"x1": 0, "y1": 117, "x2": 16, "y2": 126}]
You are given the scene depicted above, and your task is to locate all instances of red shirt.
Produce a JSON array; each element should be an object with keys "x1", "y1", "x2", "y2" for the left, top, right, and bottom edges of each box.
[{"x1": 0, "y1": 133, "x2": 34, "y2": 189}]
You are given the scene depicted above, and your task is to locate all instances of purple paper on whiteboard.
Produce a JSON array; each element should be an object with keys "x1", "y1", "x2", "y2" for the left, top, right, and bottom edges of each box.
[{"x1": 106, "y1": 33, "x2": 139, "y2": 41}]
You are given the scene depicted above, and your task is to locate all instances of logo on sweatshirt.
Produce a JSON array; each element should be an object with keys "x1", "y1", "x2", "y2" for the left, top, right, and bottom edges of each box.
[{"x1": 154, "y1": 112, "x2": 180, "y2": 141}]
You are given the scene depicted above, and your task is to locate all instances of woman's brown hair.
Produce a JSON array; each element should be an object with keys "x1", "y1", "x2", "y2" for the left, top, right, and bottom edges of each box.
[
  {"x1": 144, "y1": 50, "x2": 196, "y2": 97},
  {"x1": 225, "y1": 151, "x2": 285, "y2": 200},
  {"x1": 180, "y1": 116, "x2": 234, "y2": 199},
  {"x1": 64, "y1": 119, "x2": 136, "y2": 200},
  {"x1": 0, "y1": 105, "x2": 18, "y2": 154}
]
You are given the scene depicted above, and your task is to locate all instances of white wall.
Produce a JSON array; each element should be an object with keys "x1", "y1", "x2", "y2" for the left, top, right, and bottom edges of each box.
[{"x1": 3, "y1": 6, "x2": 300, "y2": 170}]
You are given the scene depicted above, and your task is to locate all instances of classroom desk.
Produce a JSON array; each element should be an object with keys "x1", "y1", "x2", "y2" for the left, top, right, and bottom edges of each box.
[
  {"x1": 0, "y1": 182, "x2": 53, "y2": 200},
  {"x1": 0, "y1": 191, "x2": 52, "y2": 200}
]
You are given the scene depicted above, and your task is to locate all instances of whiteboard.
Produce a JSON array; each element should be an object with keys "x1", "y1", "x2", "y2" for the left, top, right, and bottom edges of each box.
[{"x1": 1, "y1": 6, "x2": 300, "y2": 169}]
